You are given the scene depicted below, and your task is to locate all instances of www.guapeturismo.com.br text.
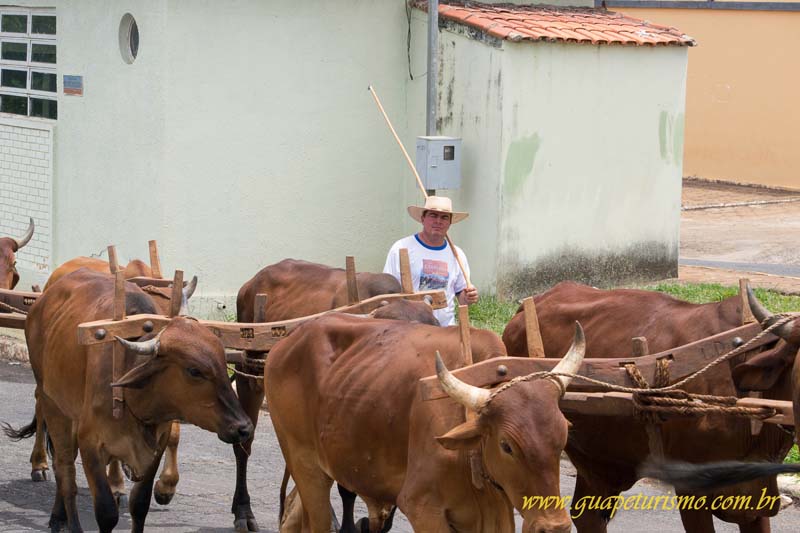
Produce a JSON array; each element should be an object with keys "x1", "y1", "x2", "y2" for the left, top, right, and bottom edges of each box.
[{"x1": 523, "y1": 488, "x2": 781, "y2": 519}]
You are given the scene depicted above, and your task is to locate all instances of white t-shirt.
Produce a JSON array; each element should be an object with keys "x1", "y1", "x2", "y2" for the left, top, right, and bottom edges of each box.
[{"x1": 383, "y1": 234, "x2": 470, "y2": 326}]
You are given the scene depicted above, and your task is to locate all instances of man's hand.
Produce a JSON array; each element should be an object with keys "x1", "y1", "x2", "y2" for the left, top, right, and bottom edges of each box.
[{"x1": 458, "y1": 286, "x2": 479, "y2": 305}]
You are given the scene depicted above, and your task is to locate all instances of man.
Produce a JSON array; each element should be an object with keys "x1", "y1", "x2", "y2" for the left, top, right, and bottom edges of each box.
[{"x1": 384, "y1": 196, "x2": 479, "y2": 326}]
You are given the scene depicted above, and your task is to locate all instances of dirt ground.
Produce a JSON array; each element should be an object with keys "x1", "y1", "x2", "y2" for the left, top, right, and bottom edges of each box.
[{"x1": 677, "y1": 179, "x2": 800, "y2": 293}]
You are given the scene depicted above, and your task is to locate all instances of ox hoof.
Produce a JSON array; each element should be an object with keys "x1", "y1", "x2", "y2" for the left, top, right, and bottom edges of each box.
[
  {"x1": 355, "y1": 518, "x2": 370, "y2": 533},
  {"x1": 31, "y1": 469, "x2": 48, "y2": 482},
  {"x1": 154, "y1": 481, "x2": 175, "y2": 505},
  {"x1": 234, "y1": 517, "x2": 259, "y2": 532}
]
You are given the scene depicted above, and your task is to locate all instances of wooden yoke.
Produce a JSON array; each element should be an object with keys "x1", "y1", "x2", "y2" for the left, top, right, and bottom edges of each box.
[
  {"x1": 631, "y1": 336, "x2": 665, "y2": 460},
  {"x1": 254, "y1": 294, "x2": 268, "y2": 323},
  {"x1": 522, "y1": 297, "x2": 545, "y2": 358},
  {"x1": 458, "y1": 305, "x2": 484, "y2": 489},
  {"x1": 107, "y1": 245, "x2": 119, "y2": 275},
  {"x1": 169, "y1": 270, "x2": 184, "y2": 318},
  {"x1": 346, "y1": 256, "x2": 360, "y2": 305},
  {"x1": 399, "y1": 248, "x2": 413, "y2": 294},
  {"x1": 149, "y1": 240, "x2": 163, "y2": 279},
  {"x1": 740, "y1": 278, "x2": 756, "y2": 325},
  {"x1": 112, "y1": 270, "x2": 126, "y2": 419}
]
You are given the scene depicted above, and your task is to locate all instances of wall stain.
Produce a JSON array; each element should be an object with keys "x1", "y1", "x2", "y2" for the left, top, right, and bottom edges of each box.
[
  {"x1": 503, "y1": 133, "x2": 541, "y2": 198},
  {"x1": 497, "y1": 241, "x2": 678, "y2": 300},
  {"x1": 658, "y1": 111, "x2": 685, "y2": 166}
]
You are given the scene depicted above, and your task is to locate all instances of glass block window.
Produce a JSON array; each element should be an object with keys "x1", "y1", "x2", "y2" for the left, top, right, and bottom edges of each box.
[{"x1": 0, "y1": 9, "x2": 56, "y2": 120}]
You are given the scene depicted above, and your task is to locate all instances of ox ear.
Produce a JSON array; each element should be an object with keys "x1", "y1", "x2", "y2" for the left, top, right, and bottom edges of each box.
[
  {"x1": 731, "y1": 349, "x2": 795, "y2": 392},
  {"x1": 435, "y1": 419, "x2": 483, "y2": 450},
  {"x1": 110, "y1": 359, "x2": 166, "y2": 389}
]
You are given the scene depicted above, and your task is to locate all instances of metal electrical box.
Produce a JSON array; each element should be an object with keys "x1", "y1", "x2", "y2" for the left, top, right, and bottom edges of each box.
[{"x1": 415, "y1": 136, "x2": 462, "y2": 190}]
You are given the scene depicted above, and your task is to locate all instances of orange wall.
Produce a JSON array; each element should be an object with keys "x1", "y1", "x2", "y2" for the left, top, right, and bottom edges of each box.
[{"x1": 620, "y1": 7, "x2": 800, "y2": 189}]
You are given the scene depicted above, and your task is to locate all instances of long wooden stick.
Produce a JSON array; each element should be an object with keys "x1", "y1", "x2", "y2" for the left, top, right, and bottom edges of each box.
[
  {"x1": 368, "y1": 86, "x2": 428, "y2": 196},
  {"x1": 368, "y1": 85, "x2": 473, "y2": 289}
]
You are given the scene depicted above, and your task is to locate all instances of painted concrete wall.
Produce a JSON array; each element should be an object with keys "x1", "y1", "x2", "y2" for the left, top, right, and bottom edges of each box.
[
  {"x1": 496, "y1": 43, "x2": 687, "y2": 297},
  {"x1": 11, "y1": 0, "x2": 414, "y2": 313},
  {"x1": 619, "y1": 7, "x2": 800, "y2": 190},
  {"x1": 410, "y1": 10, "x2": 688, "y2": 299}
]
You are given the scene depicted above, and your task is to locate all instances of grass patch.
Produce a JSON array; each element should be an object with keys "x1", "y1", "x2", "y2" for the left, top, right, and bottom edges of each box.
[
  {"x1": 643, "y1": 282, "x2": 800, "y2": 314},
  {"x1": 467, "y1": 294, "x2": 519, "y2": 336},
  {"x1": 784, "y1": 445, "x2": 800, "y2": 465}
]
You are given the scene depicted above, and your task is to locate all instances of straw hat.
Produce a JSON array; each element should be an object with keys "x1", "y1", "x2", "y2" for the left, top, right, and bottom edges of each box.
[{"x1": 407, "y1": 196, "x2": 469, "y2": 224}]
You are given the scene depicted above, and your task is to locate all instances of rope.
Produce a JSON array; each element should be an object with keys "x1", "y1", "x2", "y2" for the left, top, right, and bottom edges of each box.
[
  {"x1": 480, "y1": 313, "x2": 799, "y2": 421},
  {"x1": 230, "y1": 366, "x2": 264, "y2": 382},
  {"x1": 0, "y1": 300, "x2": 27, "y2": 315}
]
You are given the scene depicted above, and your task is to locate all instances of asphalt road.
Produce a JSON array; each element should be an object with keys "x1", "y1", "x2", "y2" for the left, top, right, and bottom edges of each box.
[{"x1": 2, "y1": 362, "x2": 800, "y2": 532}]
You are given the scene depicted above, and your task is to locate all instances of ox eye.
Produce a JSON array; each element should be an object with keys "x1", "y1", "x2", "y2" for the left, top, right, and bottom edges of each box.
[
  {"x1": 186, "y1": 367, "x2": 204, "y2": 379},
  {"x1": 500, "y1": 440, "x2": 513, "y2": 455}
]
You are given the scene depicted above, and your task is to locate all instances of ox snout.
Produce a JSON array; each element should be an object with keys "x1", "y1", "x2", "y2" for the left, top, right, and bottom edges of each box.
[{"x1": 219, "y1": 419, "x2": 254, "y2": 444}]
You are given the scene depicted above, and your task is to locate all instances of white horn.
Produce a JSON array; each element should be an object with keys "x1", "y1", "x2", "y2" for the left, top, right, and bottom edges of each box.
[
  {"x1": 550, "y1": 322, "x2": 586, "y2": 390},
  {"x1": 435, "y1": 351, "x2": 490, "y2": 412},
  {"x1": 12, "y1": 217, "x2": 34, "y2": 250},
  {"x1": 115, "y1": 335, "x2": 160, "y2": 356},
  {"x1": 423, "y1": 295, "x2": 433, "y2": 306},
  {"x1": 179, "y1": 275, "x2": 198, "y2": 316}
]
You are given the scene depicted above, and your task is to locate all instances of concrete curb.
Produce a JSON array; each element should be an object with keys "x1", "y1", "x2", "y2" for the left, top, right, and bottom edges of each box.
[{"x1": 0, "y1": 334, "x2": 27, "y2": 363}]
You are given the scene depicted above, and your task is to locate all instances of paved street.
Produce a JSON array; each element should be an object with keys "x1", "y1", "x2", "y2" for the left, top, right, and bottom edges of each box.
[{"x1": 3, "y1": 362, "x2": 800, "y2": 532}]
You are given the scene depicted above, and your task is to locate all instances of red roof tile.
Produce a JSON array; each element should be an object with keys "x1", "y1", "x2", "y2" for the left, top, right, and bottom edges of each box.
[{"x1": 412, "y1": 1, "x2": 695, "y2": 47}]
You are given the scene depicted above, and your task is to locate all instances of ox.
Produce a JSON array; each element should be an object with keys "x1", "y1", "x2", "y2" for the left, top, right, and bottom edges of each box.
[
  {"x1": 232, "y1": 258, "x2": 438, "y2": 531},
  {"x1": 3, "y1": 269, "x2": 252, "y2": 532},
  {"x1": 25, "y1": 257, "x2": 194, "y2": 508},
  {"x1": 267, "y1": 313, "x2": 585, "y2": 533},
  {"x1": 44, "y1": 256, "x2": 153, "y2": 289},
  {"x1": 0, "y1": 217, "x2": 34, "y2": 289},
  {"x1": 502, "y1": 281, "x2": 799, "y2": 532}
]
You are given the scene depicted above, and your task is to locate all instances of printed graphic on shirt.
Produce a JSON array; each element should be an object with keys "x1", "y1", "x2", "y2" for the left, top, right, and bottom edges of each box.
[{"x1": 420, "y1": 259, "x2": 449, "y2": 291}]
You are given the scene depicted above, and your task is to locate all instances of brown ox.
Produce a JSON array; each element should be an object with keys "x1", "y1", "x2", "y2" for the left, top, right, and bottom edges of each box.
[
  {"x1": 0, "y1": 217, "x2": 34, "y2": 289},
  {"x1": 502, "y1": 281, "x2": 799, "y2": 533},
  {"x1": 4, "y1": 269, "x2": 252, "y2": 532},
  {"x1": 27, "y1": 257, "x2": 194, "y2": 508},
  {"x1": 267, "y1": 313, "x2": 586, "y2": 533},
  {"x1": 44, "y1": 256, "x2": 153, "y2": 290},
  {"x1": 231, "y1": 258, "x2": 438, "y2": 531}
]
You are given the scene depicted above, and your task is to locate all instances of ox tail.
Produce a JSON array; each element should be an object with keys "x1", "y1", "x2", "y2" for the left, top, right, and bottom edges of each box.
[
  {"x1": 639, "y1": 459, "x2": 800, "y2": 491},
  {"x1": 2, "y1": 416, "x2": 37, "y2": 441},
  {"x1": 279, "y1": 466, "x2": 291, "y2": 523}
]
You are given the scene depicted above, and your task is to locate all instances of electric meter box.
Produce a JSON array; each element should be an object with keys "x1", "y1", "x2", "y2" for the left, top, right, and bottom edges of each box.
[{"x1": 415, "y1": 136, "x2": 462, "y2": 190}]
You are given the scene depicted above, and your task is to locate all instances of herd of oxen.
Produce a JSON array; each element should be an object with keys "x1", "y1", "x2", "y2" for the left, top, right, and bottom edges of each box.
[{"x1": 1, "y1": 219, "x2": 800, "y2": 533}]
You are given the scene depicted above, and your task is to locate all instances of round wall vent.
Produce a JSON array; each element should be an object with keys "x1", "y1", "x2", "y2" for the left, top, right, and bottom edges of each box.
[{"x1": 119, "y1": 14, "x2": 139, "y2": 64}]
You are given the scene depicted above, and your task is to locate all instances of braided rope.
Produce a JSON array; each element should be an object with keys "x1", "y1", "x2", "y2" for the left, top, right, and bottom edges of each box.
[{"x1": 480, "y1": 313, "x2": 798, "y2": 418}]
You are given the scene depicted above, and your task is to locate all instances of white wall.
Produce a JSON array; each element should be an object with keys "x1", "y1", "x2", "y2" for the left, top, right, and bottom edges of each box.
[
  {"x1": 12, "y1": 0, "x2": 415, "y2": 313},
  {"x1": 159, "y1": 0, "x2": 412, "y2": 306}
]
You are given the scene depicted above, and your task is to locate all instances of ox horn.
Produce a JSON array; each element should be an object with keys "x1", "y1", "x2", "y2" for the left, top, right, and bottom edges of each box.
[
  {"x1": 746, "y1": 284, "x2": 795, "y2": 340},
  {"x1": 115, "y1": 335, "x2": 160, "y2": 356},
  {"x1": 12, "y1": 217, "x2": 34, "y2": 251},
  {"x1": 423, "y1": 295, "x2": 433, "y2": 306},
  {"x1": 179, "y1": 275, "x2": 198, "y2": 316},
  {"x1": 435, "y1": 351, "x2": 490, "y2": 412},
  {"x1": 549, "y1": 322, "x2": 586, "y2": 391}
]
